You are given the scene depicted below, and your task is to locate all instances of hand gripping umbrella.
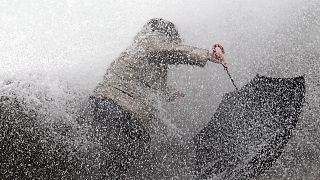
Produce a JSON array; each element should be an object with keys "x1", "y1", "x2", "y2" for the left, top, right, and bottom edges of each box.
[
  {"x1": 193, "y1": 75, "x2": 305, "y2": 180},
  {"x1": 211, "y1": 44, "x2": 238, "y2": 90}
]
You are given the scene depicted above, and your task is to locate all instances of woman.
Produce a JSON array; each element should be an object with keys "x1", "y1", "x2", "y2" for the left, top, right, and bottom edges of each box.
[{"x1": 89, "y1": 18, "x2": 224, "y2": 178}]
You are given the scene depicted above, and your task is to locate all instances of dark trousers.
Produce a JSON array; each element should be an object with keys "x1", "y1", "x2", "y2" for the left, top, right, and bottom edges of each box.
[{"x1": 89, "y1": 96, "x2": 150, "y2": 179}]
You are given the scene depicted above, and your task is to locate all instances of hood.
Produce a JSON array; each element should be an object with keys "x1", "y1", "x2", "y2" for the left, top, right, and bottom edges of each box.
[{"x1": 131, "y1": 18, "x2": 182, "y2": 51}]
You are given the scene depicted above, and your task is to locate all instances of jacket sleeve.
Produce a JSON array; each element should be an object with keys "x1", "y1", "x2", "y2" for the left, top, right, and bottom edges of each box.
[{"x1": 147, "y1": 44, "x2": 210, "y2": 67}]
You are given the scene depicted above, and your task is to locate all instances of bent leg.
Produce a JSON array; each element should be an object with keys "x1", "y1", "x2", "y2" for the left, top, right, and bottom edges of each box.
[{"x1": 89, "y1": 96, "x2": 150, "y2": 178}]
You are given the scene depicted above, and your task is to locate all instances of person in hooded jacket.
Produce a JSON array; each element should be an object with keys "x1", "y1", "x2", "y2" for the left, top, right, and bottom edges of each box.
[{"x1": 88, "y1": 18, "x2": 225, "y2": 178}]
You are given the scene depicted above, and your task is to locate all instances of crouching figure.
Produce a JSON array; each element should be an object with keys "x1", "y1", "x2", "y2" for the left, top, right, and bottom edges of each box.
[{"x1": 88, "y1": 18, "x2": 222, "y2": 178}]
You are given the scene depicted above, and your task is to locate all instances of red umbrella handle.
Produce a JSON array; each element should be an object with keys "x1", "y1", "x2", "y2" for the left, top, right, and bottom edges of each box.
[
  {"x1": 211, "y1": 44, "x2": 225, "y2": 60},
  {"x1": 211, "y1": 43, "x2": 238, "y2": 90}
]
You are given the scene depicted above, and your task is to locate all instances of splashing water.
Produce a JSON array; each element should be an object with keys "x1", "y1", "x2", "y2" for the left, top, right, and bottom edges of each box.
[{"x1": 1, "y1": 0, "x2": 319, "y2": 179}]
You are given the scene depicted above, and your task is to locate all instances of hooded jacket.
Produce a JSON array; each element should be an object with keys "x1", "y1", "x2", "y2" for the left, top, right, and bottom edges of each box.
[{"x1": 93, "y1": 19, "x2": 211, "y2": 127}]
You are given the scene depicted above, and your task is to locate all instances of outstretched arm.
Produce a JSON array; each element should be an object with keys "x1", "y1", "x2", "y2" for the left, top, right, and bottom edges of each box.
[{"x1": 147, "y1": 44, "x2": 212, "y2": 67}]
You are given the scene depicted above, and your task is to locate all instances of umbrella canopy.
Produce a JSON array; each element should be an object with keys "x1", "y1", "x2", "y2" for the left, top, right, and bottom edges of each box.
[{"x1": 194, "y1": 75, "x2": 305, "y2": 180}]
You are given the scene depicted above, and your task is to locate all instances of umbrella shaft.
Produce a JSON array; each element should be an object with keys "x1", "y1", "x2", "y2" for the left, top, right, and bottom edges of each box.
[{"x1": 225, "y1": 67, "x2": 238, "y2": 90}]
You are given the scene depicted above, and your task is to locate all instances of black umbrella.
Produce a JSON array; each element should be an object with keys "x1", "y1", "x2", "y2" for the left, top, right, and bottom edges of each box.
[{"x1": 194, "y1": 75, "x2": 305, "y2": 180}]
